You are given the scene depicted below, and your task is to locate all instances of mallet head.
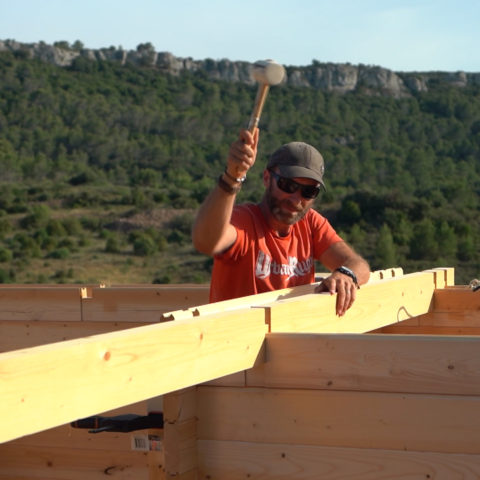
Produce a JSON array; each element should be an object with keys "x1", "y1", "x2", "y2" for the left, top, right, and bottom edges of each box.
[
  {"x1": 247, "y1": 59, "x2": 286, "y2": 132},
  {"x1": 251, "y1": 59, "x2": 286, "y2": 86}
]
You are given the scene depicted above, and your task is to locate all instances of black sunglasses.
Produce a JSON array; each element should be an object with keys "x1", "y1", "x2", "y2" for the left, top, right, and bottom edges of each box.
[{"x1": 269, "y1": 170, "x2": 321, "y2": 199}]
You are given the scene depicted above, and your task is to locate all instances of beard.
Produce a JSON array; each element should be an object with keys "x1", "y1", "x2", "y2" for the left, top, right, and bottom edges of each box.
[{"x1": 264, "y1": 187, "x2": 310, "y2": 225}]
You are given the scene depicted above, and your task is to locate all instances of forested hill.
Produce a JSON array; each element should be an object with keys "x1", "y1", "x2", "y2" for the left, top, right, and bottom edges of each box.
[{"x1": 0, "y1": 42, "x2": 479, "y2": 285}]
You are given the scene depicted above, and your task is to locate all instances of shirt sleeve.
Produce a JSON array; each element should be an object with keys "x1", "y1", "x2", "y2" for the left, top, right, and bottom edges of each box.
[
  {"x1": 310, "y1": 210, "x2": 343, "y2": 259},
  {"x1": 214, "y1": 205, "x2": 255, "y2": 262}
]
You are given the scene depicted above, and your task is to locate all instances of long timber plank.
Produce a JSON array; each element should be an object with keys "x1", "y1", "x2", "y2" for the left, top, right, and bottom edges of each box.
[
  {"x1": 82, "y1": 285, "x2": 209, "y2": 322},
  {"x1": 160, "y1": 268, "x2": 413, "y2": 323},
  {"x1": 266, "y1": 271, "x2": 439, "y2": 333},
  {"x1": 0, "y1": 308, "x2": 266, "y2": 443},
  {"x1": 374, "y1": 325, "x2": 480, "y2": 335},
  {"x1": 0, "y1": 444, "x2": 149, "y2": 480},
  {"x1": 198, "y1": 440, "x2": 480, "y2": 480},
  {"x1": 0, "y1": 320, "x2": 145, "y2": 352},
  {"x1": 196, "y1": 386, "x2": 480, "y2": 454},
  {"x1": 0, "y1": 287, "x2": 82, "y2": 322},
  {"x1": 434, "y1": 287, "x2": 480, "y2": 312},
  {"x1": 160, "y1": 282, "x2": 321, "y2": 321},
  {"x1": 0, "y1": 284, "x2": 209, "y2": 323},
  {"x1": 7, "y1": 401, "x2": 147, "y2": 451},
  {"x1": 247, "y1": 333, "x2": 480, "y2": 395}
]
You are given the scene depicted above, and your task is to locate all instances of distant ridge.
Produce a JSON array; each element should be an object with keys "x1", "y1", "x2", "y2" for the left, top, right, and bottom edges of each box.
[{"x1": 1, "y1": 39, "x2": 479, "y2": 97}]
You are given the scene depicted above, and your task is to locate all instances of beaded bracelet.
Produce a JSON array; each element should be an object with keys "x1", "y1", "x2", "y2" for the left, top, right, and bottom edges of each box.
[
  {"x1": 224, "y1": 168, "x2": 246, "y2": 183},
  {"x1": 218, "y1": 174, "x2": 242, "y2": 194}
]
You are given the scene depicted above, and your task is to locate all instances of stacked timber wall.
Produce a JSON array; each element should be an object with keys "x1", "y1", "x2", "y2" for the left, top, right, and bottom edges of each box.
[
  {"x1": 2, "y1": 268, "x2": 480, "y2": 479},
  {"x1": 0, "y1": 284, "x2": 209, "y2": 479},
  {"x1": 188, "y1": 330, "x2": 480, "y2": 478}
]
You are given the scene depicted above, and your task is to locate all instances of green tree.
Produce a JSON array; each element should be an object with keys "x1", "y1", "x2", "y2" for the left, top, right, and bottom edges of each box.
[
  {"x1": 437, "y1": 221, "x2": 457, "y2": 259},
  {"x1": 348, "y1": 224, "x2": 366, "y2": 251},
  {"x1": 376, "y1": 224, "x2": 397, "y2": 268},
  {"x1": 457, "y1": 234, "x2": 475, "y2": 262},
  {"x1": 409, "y1": 219, "x2": 438, "y2": 260}
]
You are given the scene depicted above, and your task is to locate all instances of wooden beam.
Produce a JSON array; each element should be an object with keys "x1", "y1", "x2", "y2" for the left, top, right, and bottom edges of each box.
[
  {"x1": 423, "y1": 267, "x2": 455, "y2": 288},
  {"x1": 376, "y1": 325, "x2": 480, "y2": 335},
  {"x1": 197, "y1": 440, "x2": 480, "y2": 479},
  {"x1": 160, "y1": 282, "x2": 321, "y2": 321},
  {"x1": 266, "y1": 271, "x2": 438, "y2": 333},
  {"x1": 82, "y1": 285, "x2": 209, "y2": 323},
  {"x1": 367, "y1": 267, "x2": 403, "y2": 281},
  {"x1": 376, "y1": 310, "x2": 480, "y2": 335},
  {"x1": 163, "y1": 388, "x2": 198, "y2": 478},
  {"x1": 0, "y1": 444, "x2": 150, "y2": 480},
  {"x1": 159, "y1": 267, "x2": 408, "y2": 322},
  {"x1": 196, "y1": 386, "x2": 480, "y2": 454},
  {"x1": 3, "y1": 401, "x2": 147, "y2": 451},
  {"x1": 434, "y1": 287, "x2": 480, "y2": 312},
  {"x1": 0, "y1": 320, "x2": 146, "y2": 352},
  {"x1": 247, "y1": 333, "x2": 480, "y2": 395},
  {"x1": 0, "y1": 287, "x2": 82, "y2": 322},
  {"x1": 0, "y1": 309, "x2": 266, "y2": 443},
  {"x1": 0, "y1": 284, "x2": 210, "y2": 323}
]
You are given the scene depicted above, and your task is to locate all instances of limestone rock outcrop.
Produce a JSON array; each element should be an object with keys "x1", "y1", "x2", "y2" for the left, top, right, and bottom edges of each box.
[{"x1": 1, "y1": 39, "x2": 478, "y2": 96}]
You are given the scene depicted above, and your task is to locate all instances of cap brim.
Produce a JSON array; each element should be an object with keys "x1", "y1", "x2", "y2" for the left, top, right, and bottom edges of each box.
[{"x1": 277, "y1": 165, "x2": 326, "y2": 189}]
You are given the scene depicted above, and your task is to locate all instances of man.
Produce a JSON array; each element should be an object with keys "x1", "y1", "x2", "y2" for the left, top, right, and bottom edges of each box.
[{"x1": 192, "y1": 128, "x2": 370, "y2": 316}]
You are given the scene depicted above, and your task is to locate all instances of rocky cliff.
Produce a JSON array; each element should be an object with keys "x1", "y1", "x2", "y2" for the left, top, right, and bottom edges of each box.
[{"x1": 1, "y1": 39, "x2": 479, "y2": 97}]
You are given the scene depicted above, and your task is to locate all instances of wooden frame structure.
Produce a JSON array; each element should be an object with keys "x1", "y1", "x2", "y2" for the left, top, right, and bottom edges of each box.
[{"x1": 2, "y1": 267, "x2": 480, "y2": 478}]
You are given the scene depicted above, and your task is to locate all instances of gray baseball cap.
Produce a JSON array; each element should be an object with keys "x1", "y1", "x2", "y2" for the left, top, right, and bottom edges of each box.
[{"x1": 267, "y1": 142, "x2": 326, "y2": 189}]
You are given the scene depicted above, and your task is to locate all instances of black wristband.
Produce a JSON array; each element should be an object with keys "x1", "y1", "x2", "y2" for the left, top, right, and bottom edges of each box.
[
  {"x1": 335, "y1": 266, "x2": 360, "y2": 289},
  {"x1": 218, "y1": 174, "x2": 242, "y2": 194}
]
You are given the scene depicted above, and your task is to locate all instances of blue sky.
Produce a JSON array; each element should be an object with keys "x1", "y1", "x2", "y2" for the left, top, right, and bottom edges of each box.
[{"x1": 1, "y1": 0, "x2": 478, "y2": 72}]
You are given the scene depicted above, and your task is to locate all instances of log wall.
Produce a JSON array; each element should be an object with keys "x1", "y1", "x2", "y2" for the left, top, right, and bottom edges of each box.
[
  {"x1": 2, "y1": 267, "x2": 477, "y2": 480},
  {"x1": 0, "y1": 284, "x2": 208, "y2": 479},
  {"x1": 166, "y1": 329, "x2": 480, "y2": 479}
]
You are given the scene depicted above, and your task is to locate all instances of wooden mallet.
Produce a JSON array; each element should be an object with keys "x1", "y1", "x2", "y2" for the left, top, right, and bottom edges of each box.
[{"x1": 247, "y1": 59, "x2": 286, "y2": 133}]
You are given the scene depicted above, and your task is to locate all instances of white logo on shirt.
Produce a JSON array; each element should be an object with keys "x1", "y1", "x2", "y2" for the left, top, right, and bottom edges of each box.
[{"x1": 255, "y1": 251, "x2": 313, "y2": 280}]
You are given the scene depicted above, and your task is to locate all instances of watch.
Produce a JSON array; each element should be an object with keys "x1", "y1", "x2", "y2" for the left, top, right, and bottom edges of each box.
[{"x1": 335, "y1": 266, "x2": 360, "y2": 289}]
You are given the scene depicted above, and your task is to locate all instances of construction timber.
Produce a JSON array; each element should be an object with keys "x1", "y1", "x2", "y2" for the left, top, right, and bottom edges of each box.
[{"x1": 1, "y1": 266, "x2": 480, "y2": 479}]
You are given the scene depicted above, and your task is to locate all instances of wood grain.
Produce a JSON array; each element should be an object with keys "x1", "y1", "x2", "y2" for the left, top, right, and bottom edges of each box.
[
  {"x1": 267, "y1": 271, "x2": 439, "y2": 333},
  {"x1": 196, "y1": 386, "x2": 480, "y2": 454},
  {"x1": 0, "y1": 309, "x2": 266, "y2": 443},
  {"x1": 198, "y1": 440, "x2": 480, "y2": 479},
  {"x1": 247, "y1": 332, "x2": 480, "y2": 395}
]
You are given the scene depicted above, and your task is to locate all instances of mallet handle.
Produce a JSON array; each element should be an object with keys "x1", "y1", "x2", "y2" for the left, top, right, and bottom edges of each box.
[{"x1": 247, "y1": 83, "x2": 270, "y2": 133}]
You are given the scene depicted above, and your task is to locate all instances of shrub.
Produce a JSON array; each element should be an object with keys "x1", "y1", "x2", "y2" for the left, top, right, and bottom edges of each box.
[
  {"x1": 46, "y1": 219, "x2": 67, "y2": 237},
  {"x1": 69, "y1": 170, "x2": 97, "y2": 186},
  {"x1": 62, "y1": 217, "x2": 83, "y2": 236},
  {"x1": 0, "y1": 217, "x2": 12, "y2": 237},
  {"x1": 152, "y1": 273, "x2": 172, "y2": 284},
  {"x1": 105, "y1": 236, "x2": 121, "y2": 253},
  {"x1": 0, "y1": 247, "x2": 13, "y2": 262},
  {"x1": 20, "y1": 204, "x2": 51, "y2": 229},
  {"x1": 47, "y1": 247, "x2": 70, "y2": 259},
  {"x1": 133, "y1": 235, "x2": 156, "y2": 256},
  {"x1": 0, "y1": 269, "x2": 13, "y2": 283},
  {"x1": 10, "y1": 232, "x2": 42, "y2": 258}
]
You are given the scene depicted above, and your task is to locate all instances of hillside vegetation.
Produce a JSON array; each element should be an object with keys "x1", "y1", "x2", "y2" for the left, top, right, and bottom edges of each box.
[{"x1": 0, "y1": 49, "x2": 479, "y2": 285}]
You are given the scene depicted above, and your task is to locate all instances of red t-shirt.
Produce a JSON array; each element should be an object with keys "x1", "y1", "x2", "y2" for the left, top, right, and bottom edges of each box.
[{"x1": 209, "y1": 204, "x2": 342, "y2": 302}]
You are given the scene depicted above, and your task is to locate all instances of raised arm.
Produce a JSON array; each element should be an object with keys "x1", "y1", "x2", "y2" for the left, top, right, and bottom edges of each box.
[
  {"x1": 192, "y1": 128, "x2": 259, "y2": 256},
  {"x1": 315, "y1": 241, "x2": 371, "y2": 316}
]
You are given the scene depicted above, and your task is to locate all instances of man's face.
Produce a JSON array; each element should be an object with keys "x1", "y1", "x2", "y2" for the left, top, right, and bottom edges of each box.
[{"x1": 264, "y1": 170, "x2": 318, "y2": 225}]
